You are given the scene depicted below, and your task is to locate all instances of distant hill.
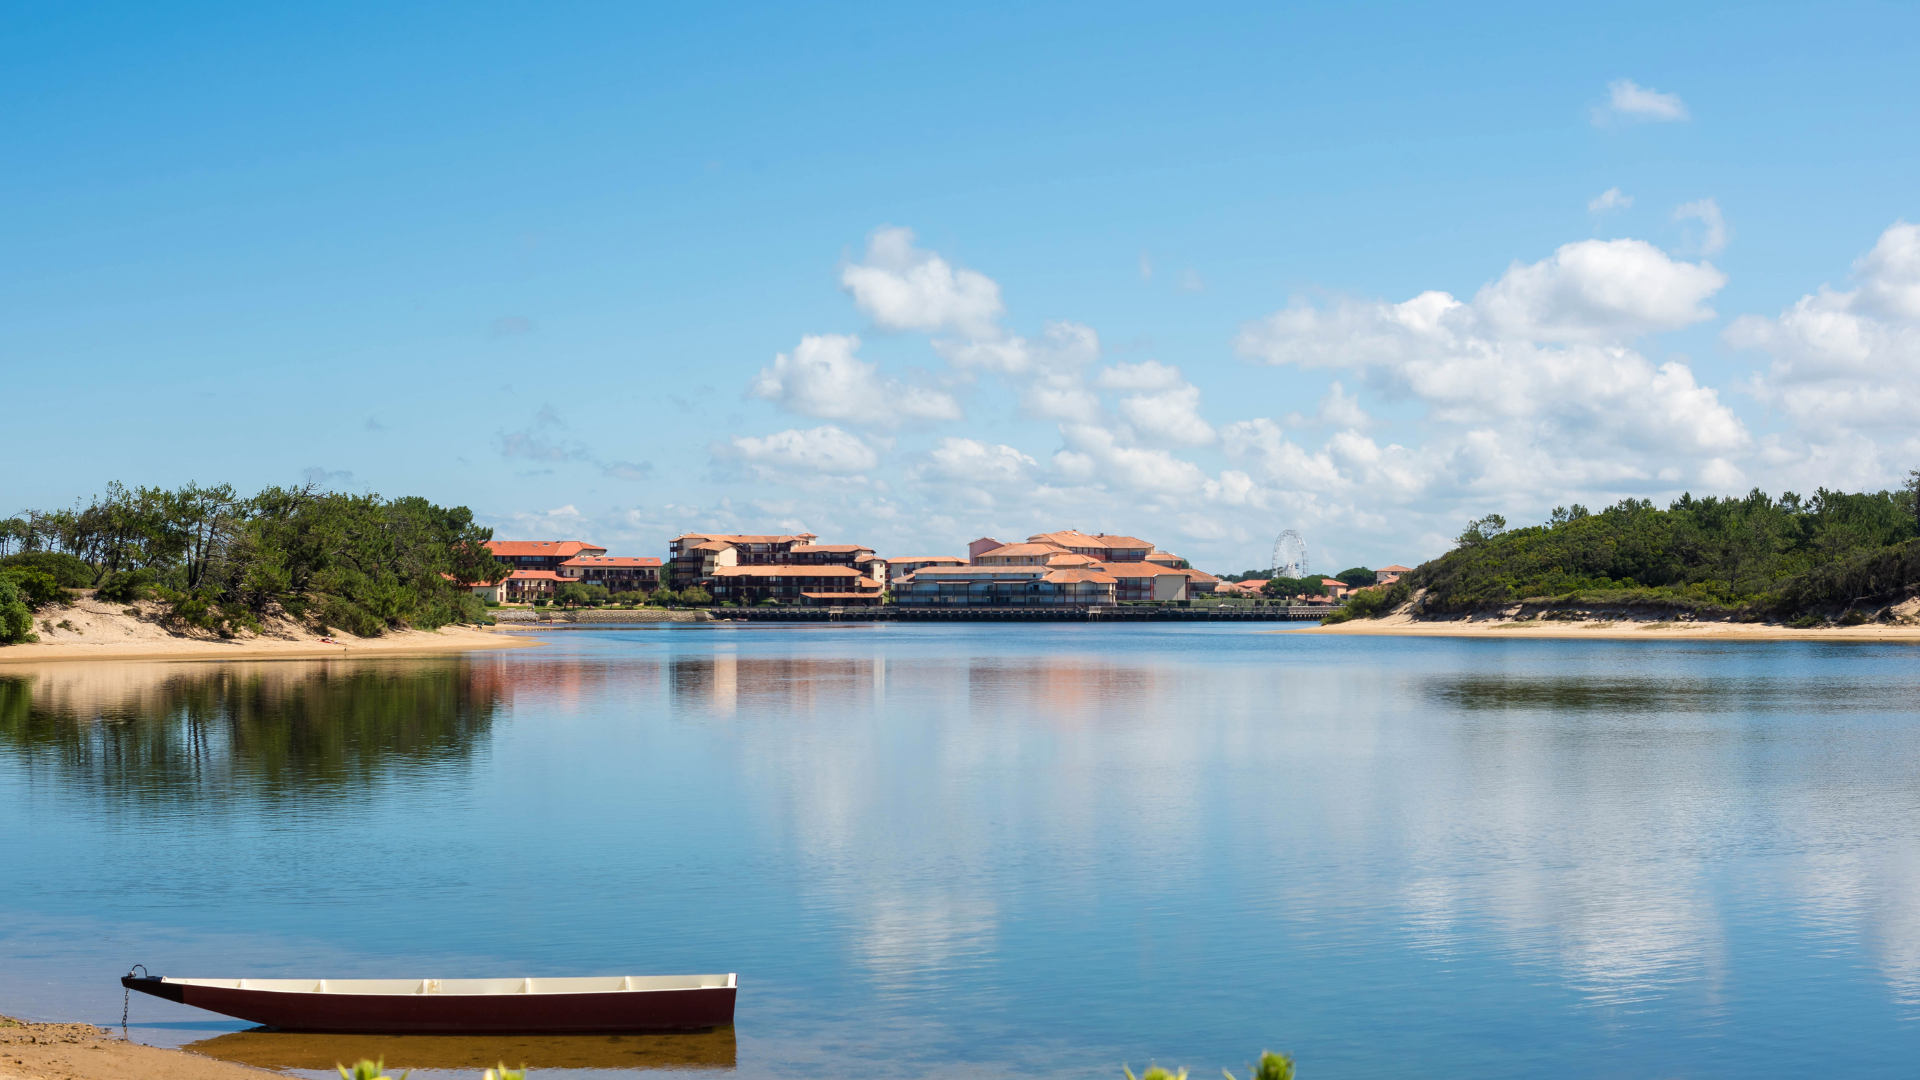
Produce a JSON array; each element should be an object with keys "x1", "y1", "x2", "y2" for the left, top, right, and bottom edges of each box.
[{"x1": 1335, "y1": 483, "x2": 1920, "y2": 625}]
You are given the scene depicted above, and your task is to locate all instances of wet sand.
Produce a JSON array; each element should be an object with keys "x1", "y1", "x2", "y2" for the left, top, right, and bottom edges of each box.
[
  {"x1": 1301, "y1": 608, "x2": 1920, "y2": 642},
  {"x1": 0, "y1": 1017, "x2": 275, "y2": 1080}
]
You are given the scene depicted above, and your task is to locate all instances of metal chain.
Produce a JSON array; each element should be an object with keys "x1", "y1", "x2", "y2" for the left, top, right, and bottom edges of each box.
[{"x1": 122, "y1": 986, "x2": 128, "y2": 1032}]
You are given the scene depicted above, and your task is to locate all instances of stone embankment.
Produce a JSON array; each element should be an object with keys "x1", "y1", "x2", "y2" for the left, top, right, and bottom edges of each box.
[{"x1": 491, "y1": 608, "x2": 712, "y2": 624}]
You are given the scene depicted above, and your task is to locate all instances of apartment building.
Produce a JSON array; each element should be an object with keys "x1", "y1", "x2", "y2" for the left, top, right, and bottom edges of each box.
[
  {"x1": 891, "y1": 565, "x2": 1118, "y2": 606},
  {"x1": 557, "y1": 556, "x2": 662, "y2": 591},
  {"x1": 486, "y1": 540, "x2": 608, "y2": 572},
  {"x1": 706, "y1": 565, "x2": 883, "y2": 607},
  {"x1": 929, "y1": 528, "x2": 1215, "y2": 602},
  {"x1": 887, "y1": 556, "x2": 967, "y2": 590},
  {"x1": 666, "y1": 532, "x2": 823, "y2": 588}
]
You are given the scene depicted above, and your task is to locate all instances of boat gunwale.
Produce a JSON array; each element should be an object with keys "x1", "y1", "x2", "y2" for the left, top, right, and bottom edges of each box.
[{"x1": 148, "y1": 974, "x2": 737, "y2": 997}]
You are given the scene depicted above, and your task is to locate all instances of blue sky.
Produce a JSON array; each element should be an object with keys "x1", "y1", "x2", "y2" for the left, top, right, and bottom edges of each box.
[{"x1": 5, "y1": 2, "x2": 1918, "y2": 573}]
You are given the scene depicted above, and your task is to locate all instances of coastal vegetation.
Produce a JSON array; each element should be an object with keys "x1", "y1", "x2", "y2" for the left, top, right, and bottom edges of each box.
[
  {"x1": 0, "y1": 481, "x2": 503, "y2": 641},
  {"x1": 1324, "y1": 477, "x2": 1920, "y2": 624}
]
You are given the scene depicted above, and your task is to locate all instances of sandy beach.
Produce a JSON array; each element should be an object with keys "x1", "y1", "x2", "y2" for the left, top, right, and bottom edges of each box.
[
  {"x1": 0, "y1": 1017, "x2": 274, "y2": 1080},
  {"x1": 1301, "y1": 598, "x2": 1920, "y2": 642},
  {"x1": 0, "y1": 595, "x2": 542, "y2": 664}
]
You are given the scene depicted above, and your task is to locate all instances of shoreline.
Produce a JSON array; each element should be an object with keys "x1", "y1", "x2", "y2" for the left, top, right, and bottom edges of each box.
[
  {"x1": 0, "y1": 1016, "x2": 276, "y2": 1080},
  {"x1": 1300, "y1": 613, "x2": 1920, "y2": 642},
  {"x1": 0, "y1": 597, "x2": 544, "y2": 665}
]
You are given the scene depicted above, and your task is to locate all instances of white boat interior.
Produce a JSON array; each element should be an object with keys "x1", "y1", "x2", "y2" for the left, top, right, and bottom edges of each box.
[{"x1": 162, "y1": 975, "x2": 735, "y2": 995}]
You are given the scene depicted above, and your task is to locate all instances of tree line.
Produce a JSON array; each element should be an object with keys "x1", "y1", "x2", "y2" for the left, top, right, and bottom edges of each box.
[
  {"x1": 0, "y1": 481, "x2": 504, "y2": 644},
  {"x1": 1328, "y1": 475, "x2": 1920, "y2": 624}
]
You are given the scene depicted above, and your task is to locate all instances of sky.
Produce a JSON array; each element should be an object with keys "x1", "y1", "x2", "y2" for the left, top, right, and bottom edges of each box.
[{"x1": 4, "y1": 1, "x2": 1918, "y2": 574}]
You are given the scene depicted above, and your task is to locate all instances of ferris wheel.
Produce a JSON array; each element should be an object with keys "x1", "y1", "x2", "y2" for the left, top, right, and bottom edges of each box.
[{"x1": 1271, "y1": 530, "x2": 1309, "y2": 579}]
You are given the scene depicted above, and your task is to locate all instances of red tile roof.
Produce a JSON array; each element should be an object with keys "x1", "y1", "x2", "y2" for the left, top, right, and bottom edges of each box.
[
  {"x1": 790, "y1": 544, "x2": 876, "y2": 554},
  {"x1": 1378, "y1": 564, "x2": 1414, "y2": 572},
  {"x1": 487, "y1": 540, "x2": 607, "y2": 557},
  {"x1": 709, "y1": 565, "x2": 865, "y2": 578},
  {"x1": 673, "y1": 533, "x2": 817, "y2": 544},
  {"x1": 558, "y1": 556, "x2": 661, "y2": 567},
  {"x1": 1042, "y1": 568, "x2": 1118, "y2": 583},
  {"x1": 506, "y1": 569, "x2": 565, "y2": 581}
]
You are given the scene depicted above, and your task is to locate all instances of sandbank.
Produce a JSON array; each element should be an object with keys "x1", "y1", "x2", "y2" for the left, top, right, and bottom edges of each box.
[
  {"x1": 0, "y1": 1016, "x2": 274, "y2": 1080},
  {"x1": 0, "y1": 596, "x2": 543, "y2": 665},
  {"x1": 1299, "y1": 602, "x2": 1920, "y2": 643}
]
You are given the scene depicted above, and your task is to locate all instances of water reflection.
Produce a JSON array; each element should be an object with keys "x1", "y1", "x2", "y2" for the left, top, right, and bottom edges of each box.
[
  {"x1": 8, "y1": 633, "x2": 1920, "y2": 1077},
  {"x1": 185, "y1": 1026, "x2": 736, "y2": 1071},
  {"x1": 0, "y1": 659, "x2": 502, "y2": 802}
]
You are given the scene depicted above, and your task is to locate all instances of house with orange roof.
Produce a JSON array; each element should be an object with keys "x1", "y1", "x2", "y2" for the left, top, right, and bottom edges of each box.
[
  {"x1": 1374, "y1": 564, "x2": 1414, "y2": 585},
  {"x1": 486, "y1": 540, "x2": 608, "y2": 573},
  {"x1": 705, "y1": 564, "x2": 883, "y2": 607},
  {"x1": 557, "y1": 555, "x2": 662, "y2": 592},
  {"x1": 666, "y1": 531, "x2": 821, "y2": 588},
  {"x1": 892, "y1": 564, "x2": 1117, "y2": 606},
  {"x1": 497, "y1": 568, "x2": 565, "y2": 604},
  {"x1": 888, "y1": 555, "x2": 967, "y2": 591}
]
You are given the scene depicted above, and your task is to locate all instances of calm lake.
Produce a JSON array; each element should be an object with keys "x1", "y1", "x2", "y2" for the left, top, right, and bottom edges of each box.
[{"x1": 4, "y1": 624, "x2": 1920, "y2": 1078}]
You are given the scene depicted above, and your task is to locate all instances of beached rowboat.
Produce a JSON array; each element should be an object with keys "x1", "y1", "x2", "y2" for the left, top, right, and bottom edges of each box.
[{"x1": 121, "y1": 972, "x2": 736, "y2": 1033}]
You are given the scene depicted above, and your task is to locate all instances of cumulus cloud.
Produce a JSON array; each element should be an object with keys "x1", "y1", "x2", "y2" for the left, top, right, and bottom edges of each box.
[
  {"x1": 1729, "y1": 221, "x2": 1920, "y2": 431},
  {"x1": 939, "y1": 321, "x2": 1103, "y2": 423},
  {"x1": 721, "y1": 425, "x2": 881, "y2": 477},
  {"x1": 1673, "y1": 198, "x2": 1729, "y2": 256},
  {"x1": 748, "y1": 333, "x2": 962, "y2": 426},
  {"x1": 1594, "y1": 79, "x2": 1689, "y2": 124},
  {"x1": 1588, "y1": 187, "x2": 1633, "y2": 213},
  {"x1": 841, "y1": 227, "x2": 1004, "y2": 338},
  {"x1": 1098, "y1": 361, "x2": 1216, "y2": 446},
  {"x1": 1234, "y1": 237, "x2": 1747, "y2": 492},
  {"x1": 1473, "y1": 238, "x2": 1725, "y2": 341}
]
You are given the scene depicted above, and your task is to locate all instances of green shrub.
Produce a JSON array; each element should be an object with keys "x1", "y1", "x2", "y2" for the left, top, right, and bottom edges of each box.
[
  {"x1": 0, "y1": 551, "x2": 95, "y2": 588},
  {"x1": 97, "y1": 568, "x2": 157, "y2": 603},
  {"x1": 0, "y1": 578, "x2": 34, "y2": 644},
  {"x1": 317, "y1": 596, "x2": 385, "y2": 638},
  {"x1": 1224, "y1": 1051, "x2": 1295, "y2": 1080},
  {"x1": 1790, "y1": 613, "x2": 1826, "y2": 629},
  {"x1": 0, "y1": 568, "x2": 68, "y2": 609}
]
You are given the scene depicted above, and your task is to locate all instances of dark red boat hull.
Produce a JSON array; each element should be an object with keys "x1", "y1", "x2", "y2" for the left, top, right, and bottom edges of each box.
[{"x1": 123, "y1": 977, "x2": 734, "y2": 1033}]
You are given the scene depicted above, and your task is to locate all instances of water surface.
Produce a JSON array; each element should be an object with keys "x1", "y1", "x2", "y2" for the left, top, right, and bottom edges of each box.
[{"x1": 3, "y1": 624, "x2": 1918, "y2": 1078}]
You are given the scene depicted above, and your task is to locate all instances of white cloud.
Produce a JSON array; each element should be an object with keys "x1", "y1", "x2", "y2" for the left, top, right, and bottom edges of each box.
[
  {"x1": 1313, "y1": 382, "x2": 1371, "y2": 428},
  {"x1": 840, "y1": 227, "x2": 1004, "y2": 338},
  {"x1": 1594, "y1": 79, "x2": 1690, "y2": 124},
  {"x1": 1673, "y1": 198, "x2": 1729, "y2": 256},
  {"x1": 1234, "y1": 236, "x2": 1747, "y2": 495},
  {"x1": 1053, "y1": 424, "x2": 1211, "y2": 493},
  {"x1": 722, "y1": 425, "x2": 881, "y2": 477},
  {"x1": 748, "y1": 333, "x2": 962, "y2": 426},
  {"x1": 1473, "y1": 238, "x2": 1724, "y2": 341},
  {"x1": 1588, "y1": 187, "x2": 1633, "y2": 213},
  {"x1": 1099, "y1": 362, "x2": 1216, "y2": 446},
  {"x1": 939, "y1": 321, "x2": 1103, "y2": 423},
  {"x1": 1729, "y1": 221, "x2": 1920, "y2": 431}
]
